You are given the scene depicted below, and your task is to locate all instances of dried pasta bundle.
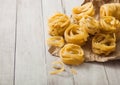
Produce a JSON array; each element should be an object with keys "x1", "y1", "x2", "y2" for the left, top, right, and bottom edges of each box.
[
  {"x1": 60, "y1": 44, "x2": 84, "y2": 65},
  {"x1": 79, "y1": 15, "x2": 99, "y2": 35},
  {"x1": 92, "y1": 33, "x2": 116, "y2": 55},
  {"x1": 48, "y1": 13, "x2": 70, "y2": 36},
  {"x1": 64, "y1": 24, "x2": 89, "y2": 45},
  {"x1": 47, "y1": 36, "x2": 65, "y2": 48},
  {"x1": 72, "y1": 2, "x2": 95, "y2": 24},
  {"x1": 100, "y1": 3, "x2": 120, "y2": 20},
  {"x1": 100, "y1": 16, "x2": 120, "y2": 33}
]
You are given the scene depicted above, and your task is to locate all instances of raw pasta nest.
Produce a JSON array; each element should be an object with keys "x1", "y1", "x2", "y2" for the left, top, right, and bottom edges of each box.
[
  {"x1": 100, "y1": 3, "x2": 120, "y2": 21},
  {"x1": 72, "y1": 2, "x2": 95, "y2": 23},
  {"x1": 47, "y1": 36, "x2": 64, "y2": 47},
  {"x1": 92, "y1": 33, "x2": 116, "y2": 55},
  {"x1": 60, "y1": 44, "x2": 84, "y2": 65},
  {"x1": 79, "y1": 15, "x2": 99, "y2": 35},
  {"x1": 48, "y1": 13, "x2": 70, "y2": 36},
  {"x1": 64, "y1": 24, "x2": 89, "y2": 45},
  {"x1": 100, "y1": 16, "x2": 120, "y2": 33}
]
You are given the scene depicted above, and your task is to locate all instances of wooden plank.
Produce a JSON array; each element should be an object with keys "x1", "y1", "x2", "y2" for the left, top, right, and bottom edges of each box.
[
  {"x1": 104, "y1": 61, "x2": 120, "y2": 85},
  {"x1": 63, "y1": 0, "x2": 109, "y2": 85},
  {"x1": 15, "y1": 0, "x2": 47, "y2": 85},
  {"x1": 0, "y1": 0, "x2": 16, "y2": 85},
  {"x1": 42, "y1": 0, "x2": 74, "y2": 85},
  {"x1": 103, "y1": 41, "x2": 120, "y2": 85}
]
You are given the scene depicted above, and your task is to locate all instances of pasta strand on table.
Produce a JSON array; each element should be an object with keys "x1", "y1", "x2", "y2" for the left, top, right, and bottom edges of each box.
[{"x1": 50, "y1": 61, "x2": 64, "y2": 75}]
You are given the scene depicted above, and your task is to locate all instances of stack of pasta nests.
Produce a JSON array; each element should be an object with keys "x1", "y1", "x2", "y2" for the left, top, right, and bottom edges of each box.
[{"x1": 47, "y1": 2, "x2": 120, "y2": 66}]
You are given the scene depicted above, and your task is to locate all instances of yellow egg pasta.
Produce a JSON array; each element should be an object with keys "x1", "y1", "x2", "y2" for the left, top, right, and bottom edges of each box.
[
  {"x1": 100, "y1": 16, "x2": 120, "y2": 33},
  {"x1": 79, "y1": 15, "x2": 99, "y2": 35},
  {"x1": 47, "y1": 36, "x2": 65, "y2": 48},
  {"x1": 47, "y1": 2, "x2": 120, "y2": 71},
  {"x1": 48, "y1": 13, "x2": 70, "y2": 36},
  {"x1": 50, "y1": 61, "x2": 64, "y2": 75},
  {"x1": 100, "y1": 3, "x2": 120, "y2": 21},
  {"x1": 72, "y1": 2, "x2": 95, "y2": 23},
  {"x1": 70, "y1": 68, "x2": 77, "y2": 75},
  {"x1": 60, "y1": 44, "x2": 84, "y2": 65},
  {"x1": 64, "y1": 24, "x2": 89, "y2": 45},
  {"x1": 92, "y1": 33, "x2": 116, "y2": 55}
]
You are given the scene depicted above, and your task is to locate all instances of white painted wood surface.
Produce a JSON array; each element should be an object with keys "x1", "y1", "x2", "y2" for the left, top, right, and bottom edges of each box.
[
  {"x1": 14, "y1": 0, "x2": 47, "y2": 85},
  {"x1": 0, "y1": 0, "x2": 120, "y2": 85},
  {"x1": 0, "y1": 0, "x2": 16, "y2": 85}
]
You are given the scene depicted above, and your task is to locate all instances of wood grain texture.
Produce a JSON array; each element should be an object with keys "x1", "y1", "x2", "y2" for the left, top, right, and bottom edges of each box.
[
  {"x1": 15, "y1": 0, "x2": 47, "y2": 85},
  {"x1": 104, "y1": 41, "x2": 120, "y2": 85},
  {"x1": 0, "y1": 0, "x2": 16, "y2": 85},
  {"x1": 63, "y1": 0, "x2": 109, "y2": 85},
  {"x1": 0, "y1": 0, "x2": 119, "y2": 85},
  {"x1": 104, "y1": 61, "x2": 120, "y2": 85},
  {"x1": 42, "y1": 0, "x2": 74, "y2": 85}
]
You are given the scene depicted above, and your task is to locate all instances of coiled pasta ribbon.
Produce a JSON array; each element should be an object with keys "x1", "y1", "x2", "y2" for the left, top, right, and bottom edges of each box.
[
  {"x1": 100, "y1": 16, "x2": 120, "y2": 33},
  {"x1": 79, "y1": 15, "x2": 99, "y2": 35},
  {"x1": 50, "y1": 61, "x2": 64, "y2": 75},
  {"x1": 64, "y1": 24, "x2": 89, "y2": 45},
  {"x1": 48, "y1": 13, "x2": 70, "y2": 36},
  {"x1": 60, "y1": 44, "x2": 84, "y2": 65},
  {"x1": 100, "y1": 3, "x2": 120, "y2": 21},
  {"x1": 92, "y1": 33, "x2": 116, "y2": 55},
  {"x1": 72, "y1": 2, "x2": 95, "y2": 23},
  {"x1": 47, "y1": 36, "x2": 64, "y2": 48}
]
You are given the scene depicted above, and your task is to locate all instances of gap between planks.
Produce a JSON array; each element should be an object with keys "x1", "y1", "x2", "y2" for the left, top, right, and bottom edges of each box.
[{"x1": 13, "y1": 0, "x2": 18, "y2": 85}]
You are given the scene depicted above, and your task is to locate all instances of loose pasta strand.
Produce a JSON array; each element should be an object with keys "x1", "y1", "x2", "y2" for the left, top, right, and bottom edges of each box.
[{"x1": 50, "y1": 61, "x2": 65, "y2": 75}]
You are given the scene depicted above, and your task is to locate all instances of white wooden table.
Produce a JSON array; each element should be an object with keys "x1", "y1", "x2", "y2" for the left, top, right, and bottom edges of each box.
[{"x1": 0, "y1": 0, "x2": 120, "y2": 85}]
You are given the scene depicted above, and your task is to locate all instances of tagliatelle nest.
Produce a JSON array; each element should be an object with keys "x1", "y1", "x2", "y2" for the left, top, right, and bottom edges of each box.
[
  {"x1": 72, "y1": 2, "x2": 95, "y2": 24},
  {"x1": 64, "y1": 24, "x2": 89, "y2": 45},
  {"x1": 100, "y1": 16, "x2": 120, "y2": 33},
  {"x1": 60, "y1": 44, "x2": 84, "y2": 65},
  {"x1": 79, "y1": 15, "x2": 99, "y2": 35},
  {"x1": 48, "y1": 13, "x2": 70, "y2": 36},
  {"x1": 92, "y1": 33, "x2": 116, "y2": 55}
]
